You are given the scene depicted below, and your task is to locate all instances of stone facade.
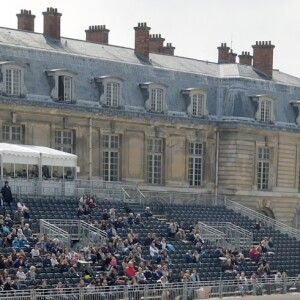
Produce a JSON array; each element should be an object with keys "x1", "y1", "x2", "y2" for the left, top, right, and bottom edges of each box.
[{"x1": 1, "y1": 8, "x2": 300, "y2": 228}]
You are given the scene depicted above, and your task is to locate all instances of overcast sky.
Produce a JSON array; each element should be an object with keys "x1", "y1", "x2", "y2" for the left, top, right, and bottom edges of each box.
[{"x1": 1, "y1": 0, "x2": 300, "y2": 78}]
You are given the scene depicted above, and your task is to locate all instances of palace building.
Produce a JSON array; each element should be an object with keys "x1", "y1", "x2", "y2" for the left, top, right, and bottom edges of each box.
[{"x1": 1, "y1": 8, "x2": 300, "y2": 228}]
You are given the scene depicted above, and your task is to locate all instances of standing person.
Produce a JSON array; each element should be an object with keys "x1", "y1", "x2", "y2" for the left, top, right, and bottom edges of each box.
[{"x1": 1, "y1": 181, "x2": 13, "y2": 207}]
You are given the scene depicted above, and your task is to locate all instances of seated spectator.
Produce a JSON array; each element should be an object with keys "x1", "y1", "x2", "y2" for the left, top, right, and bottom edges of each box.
[
  {"x1": 135, "y1": 267, "x2": 147, "y2": 284},
  {"x1": 30, "y1": 244, "x2": 40, "y2": 258},
  {"x1": 167, "y1": 221, "x2": 178, "y2": 238},
  {"x1": 23, "y1": 223, "x2": 33, "y2": 240},
  {"x1": 12, "y1": 237, "x2": 20, "y2": 249},
  {"x1": 51, "y1": 253, "x2": 59, "y2": 267},
  {"x1": 43, "y1": 253, "x2": 52, "y2": 268},
  {"x1": 134, "y1": 213, "x2": 144, "y2": 226},
  {"x1": 16, "y1": 266, "x2": 26, "y2": 281},
  {"x1": 27, "y1": 266, "x2": 36, "y2": 280},
  {"x1": 249, "y1": 246, "x2": 261, "y2": 264},
  {"x1": 14, "y1": 207, "x2": 23, "y2": 226},
  {"x1": 185, "y1": 251, "x2": 195, "y2": 263},
  {"x1": 174, "y1": 228, "x2": 185, "y2": 241},
  {"x1": 109, "y1": 208, "x2": 116, "y2": 221},
  {"x1": 128, "y1": 213, "x2": 135, "y2": 227},
  {"x1": 152, "y1": 264, "x2": 163, "y2": 281},
  {"x1": 77, "y1": 205, "x2": 84, "y2": 217},
  {"x1": 125, "y1": 262, "x2": 136, "y2": 278},
  {"x1": 149, "y1": 242, "x2": 159, "y2": 258},
  {"x1": 144, "y1": 206, "x2": 153, "y2": 217},
  {"x1": 102, "y1": 209, "x2": 110, "y2": 221},
  {"x1": 3, "y1": 277, "x2": 15, "y2": 290},
  {"x1": 0, "y1": 255, "x2": 6, "y2": 269},
  {"x1": 4, "y1": 213, "x2": 13, "y2": 228},
  {"x1": 14, "y1": 256, "x2": 26, "y2": 269}
]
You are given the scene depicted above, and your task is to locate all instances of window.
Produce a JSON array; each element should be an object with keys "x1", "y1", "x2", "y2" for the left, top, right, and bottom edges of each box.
[
  {"x1": 257, "y1": 147, "x2": 270, "y2": 190},
  {"x1": 192, "y1": 94, "x2": 205, "y2": 117},
  {"x1": 147, "y1": 138, "x2": 163, "y2": 184},
  {"x1": 251, "y1": 95, "x2": 275, "y2": 123},
  {"x1": 139, "y1": 82, "x2": 168, "y2": 113},
  {"x1": 95, "y1": 76, "x2": 124, "y2": 108},
  {"x1": 0, "y1": 62, "x2": 26, "y2": 97},
  {"x1": 150, "y1": 88, "x2": 164, "y2": 112},
  {"x1": 106, "y1": 82, "x2": 120, "y2": 107},
  {"x1": 6, "y1": 69, "x2": 21, "y2": 96},
  {"x1": 181, "y1": 88, "x2": 208, "y2": 117},
  {"x1": 2, "y1": 125, "x2": 22, "y2": 142},
  {"x1": 45, "y1": 69, "x2": 76, "y2": 102},
  {"x1": 58, "y1": 75, "x2": 72, "y2": 101},
  {"x1": 188, "y1": 142, "x2": 203, "y2": 186},
  {"x1": 55, "y1": 130, "x2": 73, "y2": 153},
  {"x1": 260, "y1": 100, "x2": 272, "y2": 122},
  {"x1": 102, "y1": 135, "x2": 120, "y2": 181}
]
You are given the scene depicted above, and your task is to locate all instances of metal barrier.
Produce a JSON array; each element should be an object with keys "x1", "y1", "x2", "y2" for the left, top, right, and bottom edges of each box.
[
  {"x1": 194, "y1": 221, "x2": 227, "y2": 248},
  {"x1": 40, "y1": 219, "x2": 107, "y2": 248},
  {"x1": 40, "y1": 219, "x2": 70, "y2": 249},
  {"x1": 1, "y1": 277, "x2": 299, "y2": 300},
  {"x1": 207, "y1": 222, "x2": 253, "y2": 251},
  {"x1": 226, "y1": 198, "x2": 300, "y2": 241}
]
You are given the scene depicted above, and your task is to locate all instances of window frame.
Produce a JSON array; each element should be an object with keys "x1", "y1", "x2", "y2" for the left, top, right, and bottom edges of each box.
[
  {"x1": 2, "y1": 125, "x2": 22, "y2": 143},
  {"x1": 102, "y1": 134, "x2": 120, "y2": 182},
  {"x1": 147, "y1": 138, "x2": 164, "y2": 185},
  {"x1": 0, "y1": 62, "x2": 26, "y2": 98},
  {"x1": 54, "y1": 129, "x2": 74, "y2": 153},
  {"x1": 139, "y1": 82, "x2": 168, "y2": 113},
  {"x1": 251, "y1": 95, "x2": 275, "y2": 123},
  {"x1": 257, "y1": 147, "x2": 270, "y2": 191},
  {"x1": 188, "y1": 142, "x2": 203, "y2": 186},
  {"x1": 45, "y1": 69, "x2": 76, "y2": 102},
  {"x1": 181, "y1": 88, "x2": 208, "y2": 117},
  {"x1": 95, "y1": 76, "x2": 124, "y2": 108}
]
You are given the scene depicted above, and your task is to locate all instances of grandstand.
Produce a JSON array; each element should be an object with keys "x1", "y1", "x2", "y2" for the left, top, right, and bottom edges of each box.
[{"x1": 0, "y1": 190, "x2": 299, "y2": 299}]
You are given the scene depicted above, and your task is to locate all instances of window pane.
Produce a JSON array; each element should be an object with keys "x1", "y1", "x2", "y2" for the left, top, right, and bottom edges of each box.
[{"x1": 188, "y1": 142, "x2": 203, "y2": 186}]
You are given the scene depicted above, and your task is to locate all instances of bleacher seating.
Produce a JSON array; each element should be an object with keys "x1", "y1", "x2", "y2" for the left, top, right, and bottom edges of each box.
[{"x1": 1, "y1": 197, "x2": 299, "y2": 290}]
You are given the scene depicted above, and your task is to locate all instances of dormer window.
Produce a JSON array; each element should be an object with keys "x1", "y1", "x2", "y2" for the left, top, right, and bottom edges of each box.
[
  {"x1": 0, "y1": 62, "x2": 26, "y2": 97},
  {"x1": 95, "y1": 76, "x2": 124, "y2": 108},
  {"x1": 139, "y1": 82, "x2": 168, "y2": 113},
  {"x1": 45, "y1": 69, "x2": 76, "y2": 102},
  {"x1": 250, "y1": 95, "x2": 275, "y2": 123},
  {"x1": 182, "y1": 88, "x2": 208, "y2": 117}
]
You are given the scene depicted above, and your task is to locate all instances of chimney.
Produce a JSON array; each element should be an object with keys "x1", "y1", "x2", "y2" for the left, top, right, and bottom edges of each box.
[
  {"x1": 42, "y1": 7, "x2": 62, "y2": 39},
  {"x1": 85, "y1": 25, "x2": 110, "y2": 44},
  {"x1": 149, "y1": 34, "x2": 165, "y2": 53},
  {"x1": 162, "y1": 43, "x2": 175, "y2": 56},
  {"x1": 252, "y1": 41, "x2": 275, "y2": 77},
  {"x1": 134, "y1": 22, "x2": 151, "y2": 59},
  {"x1": 238, "y1": 51, "x2": 252, "y2": 66},
  {"x1": 16, "y1": 9, "x2": 35, "y2": 32},
  {"x1": 218, "y1": 43, "x2": 230, "y2": 63},
  {"x1": 228, "y1": 49, "x2": 237, "y2": 63}
]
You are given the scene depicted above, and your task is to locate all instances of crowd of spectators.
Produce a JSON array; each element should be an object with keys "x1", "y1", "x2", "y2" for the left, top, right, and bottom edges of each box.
[{"x1": 0, "y1": 191, "x2": 296, "y2": 298}]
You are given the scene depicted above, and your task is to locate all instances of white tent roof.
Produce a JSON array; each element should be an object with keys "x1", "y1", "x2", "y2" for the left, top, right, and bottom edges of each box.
[{"x1": 0, "y1": 143, "x2": 77, "y2": 167}]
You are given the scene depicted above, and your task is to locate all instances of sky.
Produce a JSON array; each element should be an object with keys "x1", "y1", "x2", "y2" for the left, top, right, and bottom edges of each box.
[{"x1": 1, "y1": 0, "x2": 300, "y2": 78}]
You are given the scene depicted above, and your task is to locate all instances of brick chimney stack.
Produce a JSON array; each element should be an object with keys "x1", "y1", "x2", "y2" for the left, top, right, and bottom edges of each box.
[
  {"x1": 252, "y1": 41, "x2": 275, "y2": 77},
  {"x1": 163, "y1": 43, "x2": 175, "y2": 56},
  {"x1": 134, "y1": 22, "x2": 151, "y2": 59},
  {"x1": 238, "y1": 51, "x2": 252, "y2": 66},
  {"x1": 228, "y1": 49, "x2": 237, "y2": 63},
  {"x1": 42, "y1": 7, "x2": 62, "y2": 39},
  {"x1": 17, "y1": 9, "x2": 35, "y2": 32},
  {"x1": 149, "y1": 34, "x2": 165, "y2": 53},
  {"x1": 218, "y1": 43, "x2": 230, "y2": 63},
  {"x1": 85, "y1": 25, "x2": 110, "y2": 44}
]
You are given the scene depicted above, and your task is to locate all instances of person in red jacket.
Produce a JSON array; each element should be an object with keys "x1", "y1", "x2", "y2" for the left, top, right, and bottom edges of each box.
[{"x1": 125, "y1": 262, "x2": 136, "y2": 278}]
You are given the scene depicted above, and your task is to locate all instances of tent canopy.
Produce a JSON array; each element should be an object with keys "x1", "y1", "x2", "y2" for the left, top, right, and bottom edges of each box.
[{"x1": 0, "y1": 143, "x2": 77, "y2": 167}]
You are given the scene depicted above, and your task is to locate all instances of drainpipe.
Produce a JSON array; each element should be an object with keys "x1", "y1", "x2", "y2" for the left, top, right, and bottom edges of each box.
[
  {"x1": 215, "y1": 130, "x2": 220, "y2": 204},
  {"x1": 89, "y1": 118, "x2": 93, "y2": 191}
]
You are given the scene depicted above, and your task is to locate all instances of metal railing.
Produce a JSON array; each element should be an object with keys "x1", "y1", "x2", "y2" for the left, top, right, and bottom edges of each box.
[
  {"x1": 226, "y1": 198, "x2": 300, "y2": 241},
  {"x1": 40, "y1": 219, "x2": 107, "y2": 248},
  {"x1": 0, "y1": 277, "x2": 299, "y2": 300},
  {"x1": 40, "y1": 219, "x2": 70, "y2": 249},
  {"x1": 195, "y1": 221, "x2": 227, "y2": 248},
  {"x1": 207, "y1": 222, "x2": 253, "y2": 251}
]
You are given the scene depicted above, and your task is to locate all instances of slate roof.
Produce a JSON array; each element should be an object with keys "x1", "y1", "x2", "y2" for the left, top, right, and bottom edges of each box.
[{"x1": 0, "y1": 27, "x2": 300, "y2": 130}]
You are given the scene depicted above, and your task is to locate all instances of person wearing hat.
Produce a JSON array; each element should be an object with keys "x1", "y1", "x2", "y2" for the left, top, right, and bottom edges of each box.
[{"x1": 1, "y1": 181, "x2": 13, "y2": 207}]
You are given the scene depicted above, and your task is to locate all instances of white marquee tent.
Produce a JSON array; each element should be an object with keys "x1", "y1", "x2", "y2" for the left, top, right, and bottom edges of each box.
[{"x1": 0, "y1": 143, "x2": 77, "y2": 167}]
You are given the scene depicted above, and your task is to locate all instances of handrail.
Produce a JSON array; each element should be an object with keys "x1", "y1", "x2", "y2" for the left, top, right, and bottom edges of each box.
[
  {"x1": 226, "y1": 198, "x2": 300, "y2": 241},
  {"x1": 1, "y1": 276, "x2": 299, "y2": 299},
  {"x1": 137, "y1": 187, "x2": 145, "y2": 207}
]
